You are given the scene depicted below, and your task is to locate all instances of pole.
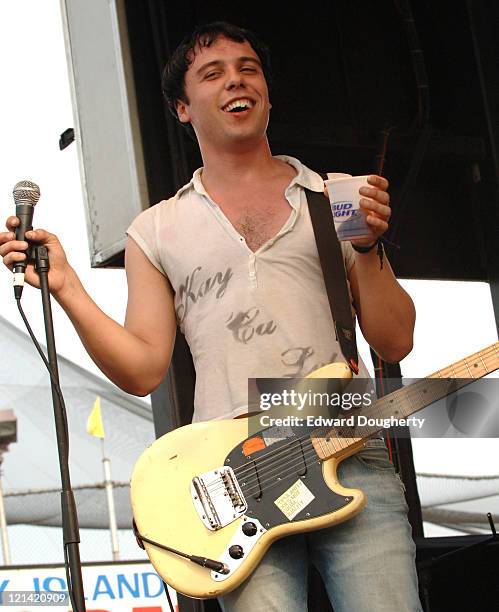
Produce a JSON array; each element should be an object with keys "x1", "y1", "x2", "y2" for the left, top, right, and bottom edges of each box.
[
  {"x1": 101, "y1": 440, "x2": 120, "y2": 561},
  {"x1": 33, "y1": 246, "x2": 86, "y2": 611}
]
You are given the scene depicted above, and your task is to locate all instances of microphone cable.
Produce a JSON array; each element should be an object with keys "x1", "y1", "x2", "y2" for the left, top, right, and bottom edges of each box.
[{"x1": 15, "y1": 296, "x2": 77, "y2": 612}]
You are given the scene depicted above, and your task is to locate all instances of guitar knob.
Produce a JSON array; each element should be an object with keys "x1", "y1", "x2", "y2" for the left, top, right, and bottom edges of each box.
[
  {"x1": 229, "y1": 545, "x2": 244, "y2": 559},
  {"x1": 242, "y1": 522, "x2": 258, "y2": 536}
]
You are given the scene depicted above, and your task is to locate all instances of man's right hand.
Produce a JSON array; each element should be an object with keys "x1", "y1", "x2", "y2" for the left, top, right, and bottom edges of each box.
[{"x1": 0, "y1": 215, "x2": 74, "y2": 297}]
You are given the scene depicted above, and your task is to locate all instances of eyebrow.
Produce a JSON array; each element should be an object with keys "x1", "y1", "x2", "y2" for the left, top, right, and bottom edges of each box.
[{"x1": 195, "y1": 56, "x2": 262, "y2": 76}]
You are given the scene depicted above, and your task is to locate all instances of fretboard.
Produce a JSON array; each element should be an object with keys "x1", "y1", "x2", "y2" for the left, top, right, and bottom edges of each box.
[{"x1": 311, "y1": 342, "x2": 499, "y2": 460}]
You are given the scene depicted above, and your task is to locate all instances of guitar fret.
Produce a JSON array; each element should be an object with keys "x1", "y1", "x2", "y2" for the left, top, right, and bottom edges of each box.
[
  {"x1": 478, "y1": 351, "x2": 489, "y2": 373},
  {"x1": 317, "y1": 436, "x2": 328, "y2": 458},
  {"x1": 422, "y1": 344, "x2": 499, "y2": 396},
  {"x1": 338, "y1": 436, "x2": 348, "y2": 450},
  {"x1": 415, "y1": 384, "x2": 427, "y2": 406},
  {"x1": 463, "y1": 359, "x2": 473, "y2": 378}
]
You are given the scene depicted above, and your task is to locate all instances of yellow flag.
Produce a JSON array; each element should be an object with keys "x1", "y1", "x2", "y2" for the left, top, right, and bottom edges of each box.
[{"x1": 87, "y1": 396, "x2": 105, "y2": 438}]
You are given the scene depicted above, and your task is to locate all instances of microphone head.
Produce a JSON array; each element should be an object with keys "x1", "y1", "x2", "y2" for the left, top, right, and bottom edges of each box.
[{"x1": 13, "y1": 180, "x2": 41, "y2": 206}]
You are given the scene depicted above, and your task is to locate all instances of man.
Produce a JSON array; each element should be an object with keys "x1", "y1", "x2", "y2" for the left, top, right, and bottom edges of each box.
[{"x1": 1, "y1": 22, "x2": 419, "y2": 611}]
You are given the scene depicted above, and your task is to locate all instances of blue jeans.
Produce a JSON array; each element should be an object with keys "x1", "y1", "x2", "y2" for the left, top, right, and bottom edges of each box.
[{"x1": 218, "y1": 439, "x2": 422, "y2": 612}]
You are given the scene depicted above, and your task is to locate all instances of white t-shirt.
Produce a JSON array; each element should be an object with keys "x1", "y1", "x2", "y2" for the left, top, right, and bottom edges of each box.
[{"x1": 127, "y1": 156, "x2": 371, "y2": 422}]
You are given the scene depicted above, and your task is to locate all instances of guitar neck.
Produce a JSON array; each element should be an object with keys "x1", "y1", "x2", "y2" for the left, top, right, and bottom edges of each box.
[{"x1": 311, "y1": 342, "x2": 499, "y2": 460}]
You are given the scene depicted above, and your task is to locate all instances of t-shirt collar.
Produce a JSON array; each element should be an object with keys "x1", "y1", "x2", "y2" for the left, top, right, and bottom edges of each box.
[{"x1": 182, "y1": 155, "x2": 325, "y2": 200}]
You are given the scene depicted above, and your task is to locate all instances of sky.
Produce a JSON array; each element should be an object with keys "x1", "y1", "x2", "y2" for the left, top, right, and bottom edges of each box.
[{"x1": 0, "y1": 0, "x2": 498, "y2": 544}]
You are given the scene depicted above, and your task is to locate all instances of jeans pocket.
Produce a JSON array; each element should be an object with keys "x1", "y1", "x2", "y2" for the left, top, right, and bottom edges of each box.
[{"x1": 354, "y1": 445, "x2": 395, "y2": 472}]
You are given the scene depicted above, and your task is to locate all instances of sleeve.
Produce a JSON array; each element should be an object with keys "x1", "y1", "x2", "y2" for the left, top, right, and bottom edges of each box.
[{"x1": 126, "y1": 204, "x2": 166, "y2": 276}]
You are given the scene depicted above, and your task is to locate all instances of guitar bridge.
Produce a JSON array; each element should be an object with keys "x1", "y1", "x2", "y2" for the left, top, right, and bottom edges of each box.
[{"x1": 191, "y1": 466, "x2": 247, "y2": 530}]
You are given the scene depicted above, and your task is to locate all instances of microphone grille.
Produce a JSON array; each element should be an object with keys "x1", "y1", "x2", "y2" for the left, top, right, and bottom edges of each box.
[{"x1": 13, "y1": 180, "x2": 41, "y2": 206}]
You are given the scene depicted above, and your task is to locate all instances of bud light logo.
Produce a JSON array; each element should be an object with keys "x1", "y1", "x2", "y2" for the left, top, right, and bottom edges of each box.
[{"x1": 332, "y1": 201, "x2": 358, "y2": 218}]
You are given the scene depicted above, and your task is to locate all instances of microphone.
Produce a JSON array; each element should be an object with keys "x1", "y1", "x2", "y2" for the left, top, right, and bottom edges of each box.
[{"x1": 12, "y1": 180, "x2": 41, "y2": 297}]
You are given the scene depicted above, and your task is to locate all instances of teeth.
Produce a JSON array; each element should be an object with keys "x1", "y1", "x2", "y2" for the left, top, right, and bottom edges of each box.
[{"x1": 223, "y1": 99, "x2": 253, "y2": 112}]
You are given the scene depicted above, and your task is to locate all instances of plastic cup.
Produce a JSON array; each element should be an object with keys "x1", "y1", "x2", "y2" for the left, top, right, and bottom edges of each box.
[{"x1": 324, "y1": 175, "x2": 374, "y2": 242}]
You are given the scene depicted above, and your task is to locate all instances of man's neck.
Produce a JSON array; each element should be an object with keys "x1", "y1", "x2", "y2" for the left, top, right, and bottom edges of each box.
[{"x1": 199, "y1": 138, "x2": 286, "y2": 195}]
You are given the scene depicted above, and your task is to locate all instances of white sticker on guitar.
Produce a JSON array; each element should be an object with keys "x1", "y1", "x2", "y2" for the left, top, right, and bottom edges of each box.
[{"x1": 274, "y1": 479, "x2": 315, "y2": 520}]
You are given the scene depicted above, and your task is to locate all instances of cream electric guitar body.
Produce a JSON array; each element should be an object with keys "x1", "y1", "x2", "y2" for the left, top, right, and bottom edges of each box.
[{"x1": 131, "y1": 344, "x2": 498, "y2": 599}]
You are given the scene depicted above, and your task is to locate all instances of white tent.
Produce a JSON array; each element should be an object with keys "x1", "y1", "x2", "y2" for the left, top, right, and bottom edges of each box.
[{"x1": 0, "y1": 315, "x2": 155, "y2": 528}]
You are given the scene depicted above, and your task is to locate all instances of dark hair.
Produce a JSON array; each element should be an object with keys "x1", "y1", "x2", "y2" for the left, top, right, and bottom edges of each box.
[{"x1": 162, "y1": 22, "x2": 272, "y2": 138}]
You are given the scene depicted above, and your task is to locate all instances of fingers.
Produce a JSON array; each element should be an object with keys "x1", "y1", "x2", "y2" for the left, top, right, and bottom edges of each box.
[
  {"x1": 1, "y1": 219, "x2": 57, "y2": 273},
  {"x1": 367, "y1": 174, "x2": 389, "y2": 191},
  {"x1": 359, "y1": 180, "x2": 391, "y2": 226},
  {"x1": 0, "y1": 238, "x2": 29, "y2": 271},
  {"x1": 2, "y1": 251, "x2": 28, "y2": 271},
  {"x1": 359, "y1": 185, "x2": 390, "y2": 206},
  {"x1": 0, "y1": 238, "x2": 29, "y2": 254},
  {"x1": 359, "y1": 176, "x2": 391, "y2": 239},
  {"x1": 5, "y1": 216, "x2": 19, "y2": 232},
  {"x1": 365, "y1": 214, "x2": 389, "y2": 234},
  {"x1": 3, "y1": 216, "x2": 56, "y2": 245},
  {"x1": 25, "y1": 228, "x2": 57, "y2": 244},
  {"x1": 0, "y1": 219, "x2": 28, "y2": 258},
  {"x1": 359, "y1": 197, "x2": 391, "y2": 220}
]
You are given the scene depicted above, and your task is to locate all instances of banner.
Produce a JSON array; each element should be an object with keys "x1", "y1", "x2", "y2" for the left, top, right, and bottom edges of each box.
[{"x1": 0, "y1": 560, "x2": 177, "y2": 611}]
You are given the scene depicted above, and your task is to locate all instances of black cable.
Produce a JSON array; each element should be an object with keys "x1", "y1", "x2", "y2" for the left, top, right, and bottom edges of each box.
[
  {"x1": 162, "y1": 582, "x2": 175, "y2": 612},
  {"x1": 15, "y1": 297, "x2": 70, "y2": 459},
  {"x1": 134, "y1": 528, "x2": 228, "y2": 573},
  {"x1": 16, "y1": 296, "x2": 79, "y2": 610},
  {"x1": 64, "y1": 543, "x2": 77, "y2": 612}
]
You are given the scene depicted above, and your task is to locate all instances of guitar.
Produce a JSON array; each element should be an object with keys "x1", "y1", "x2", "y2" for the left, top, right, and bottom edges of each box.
[{"x1": 130, "y1": 343, "x2": 498, "y2": 598}]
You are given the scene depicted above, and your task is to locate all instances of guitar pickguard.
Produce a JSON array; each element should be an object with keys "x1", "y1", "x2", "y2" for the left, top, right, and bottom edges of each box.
[{"x1": 224, "y1": 430, "x2": 353, "y2": 529}]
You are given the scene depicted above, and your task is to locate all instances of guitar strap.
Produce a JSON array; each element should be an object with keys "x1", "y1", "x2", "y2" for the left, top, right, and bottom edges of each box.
[{"x1": 305, "y1": 187, "x2": 359, "y2": 375}]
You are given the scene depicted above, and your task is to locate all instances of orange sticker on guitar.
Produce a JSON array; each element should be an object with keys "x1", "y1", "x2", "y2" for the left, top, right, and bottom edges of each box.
[{"x1": 242, "y1": 436, "x2": 266, "y2": 456}]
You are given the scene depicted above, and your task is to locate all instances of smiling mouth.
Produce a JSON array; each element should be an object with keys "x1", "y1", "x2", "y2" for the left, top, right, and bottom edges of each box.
[{"x1": 222, "y1": 98, "x2": 254, "y2": 113}]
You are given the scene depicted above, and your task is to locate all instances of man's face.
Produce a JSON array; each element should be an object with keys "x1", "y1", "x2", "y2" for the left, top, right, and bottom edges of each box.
[{"x1": 176, "y1": 37, "x2": 271, "y2": 150}]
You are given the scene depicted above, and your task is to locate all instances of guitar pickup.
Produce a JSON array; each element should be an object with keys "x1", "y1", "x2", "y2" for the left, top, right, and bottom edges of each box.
[{"x1": 191, "y1": 466, "x2": 247, "y2": 531}]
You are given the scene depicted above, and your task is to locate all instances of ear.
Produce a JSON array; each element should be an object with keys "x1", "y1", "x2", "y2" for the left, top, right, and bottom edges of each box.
[{"x1": 176, "y1": 99, "x2": 191, "y2": 123}]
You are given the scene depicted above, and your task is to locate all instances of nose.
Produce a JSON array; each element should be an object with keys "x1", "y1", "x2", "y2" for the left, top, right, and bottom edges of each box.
[{"x1": 225, "y1": 67, "x2": 245, "y2": 90}]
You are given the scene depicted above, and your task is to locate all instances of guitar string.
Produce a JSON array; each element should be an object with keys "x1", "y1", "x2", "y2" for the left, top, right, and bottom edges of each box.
[
  {"x1": 204, "y1": 388, "x2": 499, "y2": 504},
  {"x1": 204, "y1": 349, "x2": 498, "y2": 498},
  {"x1": 224, "y1": 377, "x2": 481, "y2": 498},
  {"x1": 227, "y1": 345, "x2": 498, "y2": 482},
  {"x1": 218, "y1": 360, "x2": 492, "y2": 492},
  {"x1": 205, "y1": 379, "x2": 481, "y2": 500},
  {"x1": 222, "y1": 367, "x2": 487, "y2": 499},
  {"x1": 236, "y1": 353, "x2": 499, "y2": 498},
  {"x1": 204, "y1": 351, "x2": 499, "y2": 501},
  {"x1": 234, "y1": 442, "x2": 352, "y2": 501},
  {"x1": 228, "y1": 432, "x2": 368, "y2": 498},
  {"x1": 207, "y1": 429, "x2": 356, "y2": 498},
  {"x1": 239, "y1": 444, "x2": 333, "y2": 499},
  {"x1": 207, "y1": 440, "x2": 322, "y2": 502}
]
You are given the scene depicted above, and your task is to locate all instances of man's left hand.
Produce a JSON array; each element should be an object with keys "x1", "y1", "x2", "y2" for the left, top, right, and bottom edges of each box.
[{"x1": 353, "y1": 174, "x2": 391, "y2": 247}]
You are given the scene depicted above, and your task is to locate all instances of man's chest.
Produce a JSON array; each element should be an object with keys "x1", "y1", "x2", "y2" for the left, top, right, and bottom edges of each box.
[{"x1": 222, "y1": 195, "x2": 292, "y2": 252}]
